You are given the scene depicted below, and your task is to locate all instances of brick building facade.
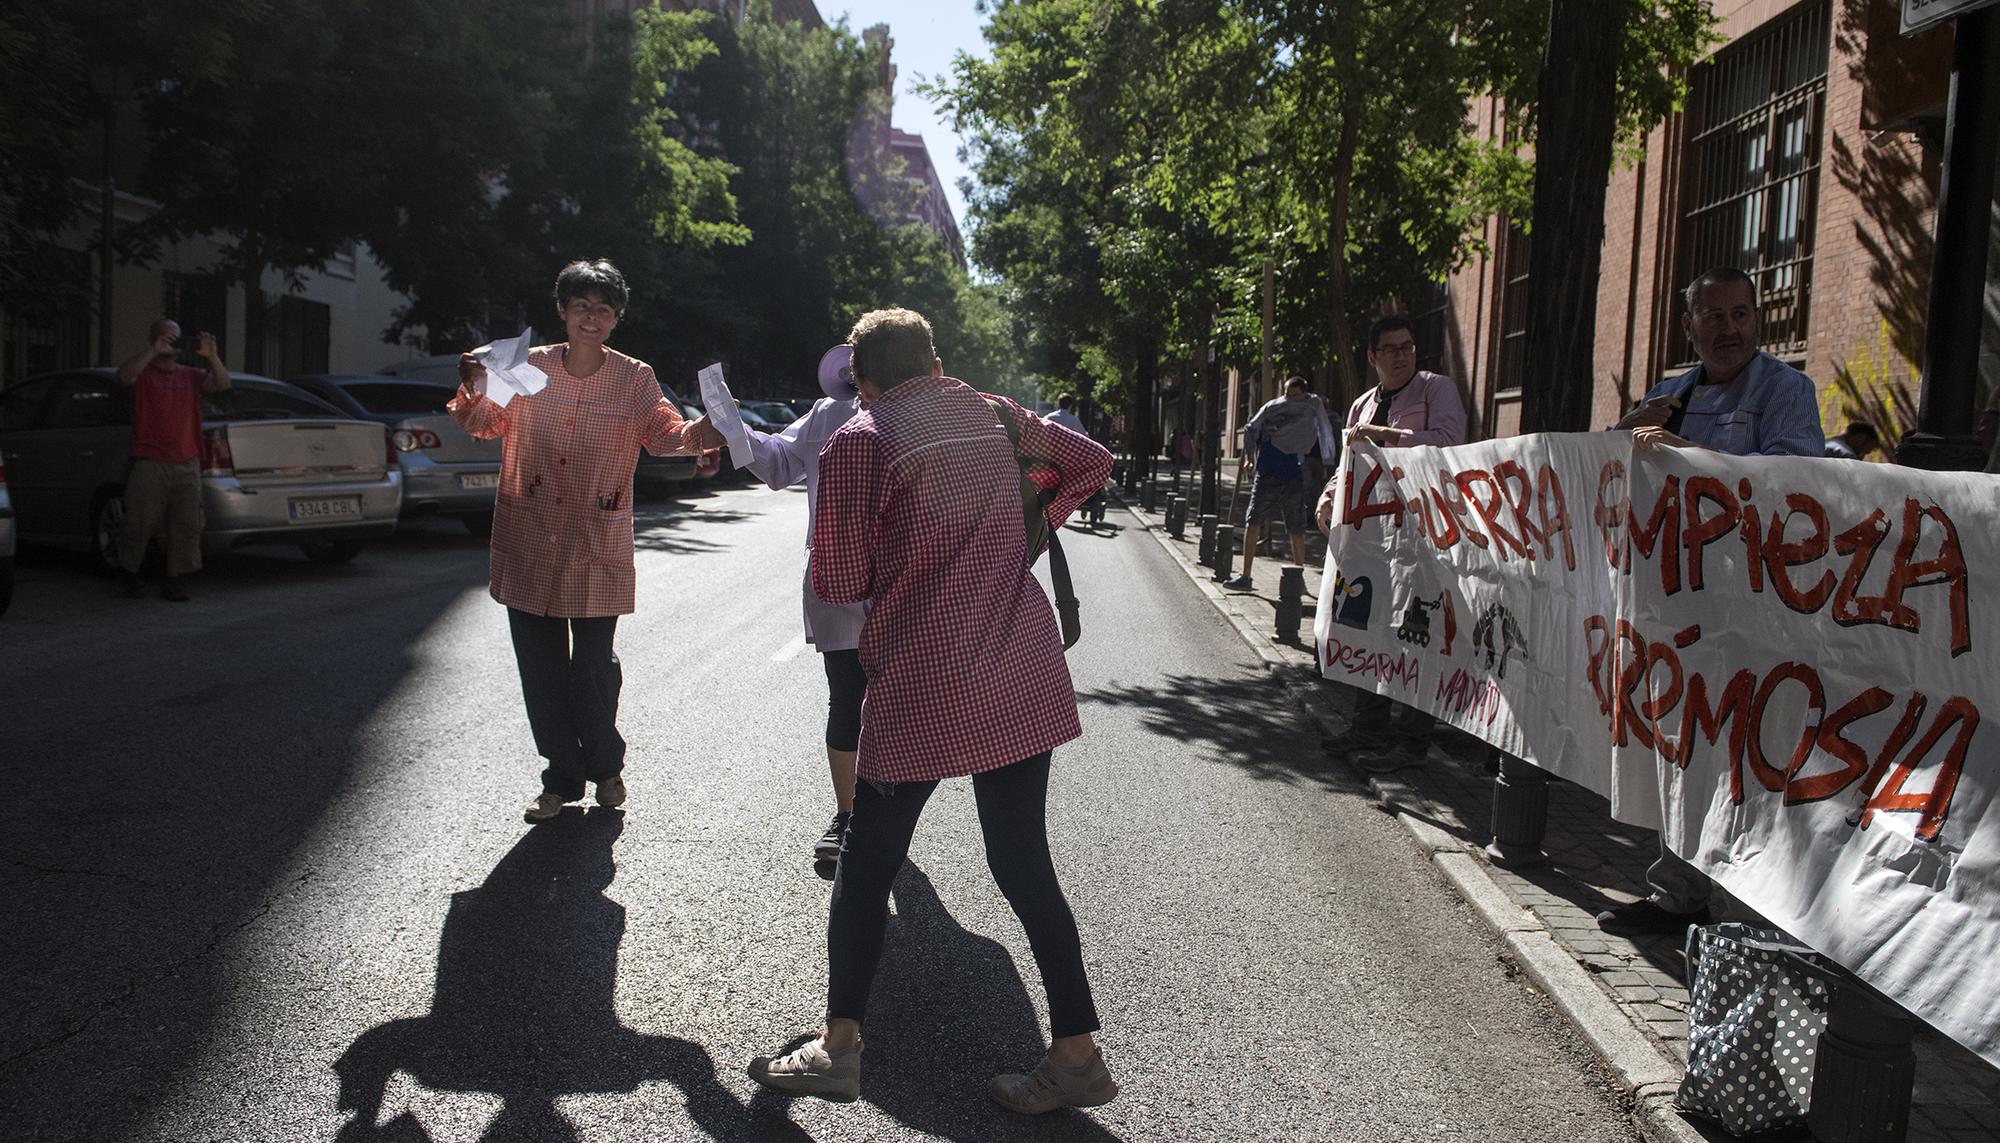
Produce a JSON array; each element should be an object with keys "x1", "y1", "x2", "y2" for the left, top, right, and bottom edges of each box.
[{"x1": 1421, "y1": 0, "x2": 1981, "y2": 447}]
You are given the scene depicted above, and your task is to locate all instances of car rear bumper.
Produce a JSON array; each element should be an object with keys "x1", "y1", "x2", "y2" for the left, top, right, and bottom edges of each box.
[
  {"x1": 201, "y1": 472, "x2": 402, "y2": 549},
  {"x1": 400, "y1": 462, "x2": 501, "y2": 516},
  {"x1": 635, "y1": 455, "x2": 700, "y2": 485}
]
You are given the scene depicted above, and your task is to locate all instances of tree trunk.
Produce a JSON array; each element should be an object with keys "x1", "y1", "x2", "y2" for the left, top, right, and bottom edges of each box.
[
  {"x1": 1326, "y1": 104, "x2": 1361, "y2": 405},
  {"x1": 1520, "y1": 0, "x2": 1629, "y2": 433}
]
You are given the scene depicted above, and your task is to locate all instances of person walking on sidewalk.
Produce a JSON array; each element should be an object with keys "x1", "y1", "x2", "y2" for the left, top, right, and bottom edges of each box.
[
  {"x1": 747, "y1": 308, "x2": 1119, "y2": 1115},
  {"x1": 1228, "y1": 376, "x2": 1335, "y2": 590},
  {"x1": 1823, "y1": 421, "x2": 1880, "y2": 460},
  {"x1": 1315, "y1": 315, "x2": 1468, "y2": 773},
  {"x1": 1597, "y1": 265, "x2": 1824, "y2": 937},
  {"x1": 449, "y1": 258, "x2": 712, "y2": 822},
  {"x1": 706, "y1": 345, "x2": 867, "y2": 864},
  {"x1": 1044, "y1": 393, "x2": 1106, "y2": 525},
  {"x1": 115, "y1": 319, "x2": 230, "y2": 602}
]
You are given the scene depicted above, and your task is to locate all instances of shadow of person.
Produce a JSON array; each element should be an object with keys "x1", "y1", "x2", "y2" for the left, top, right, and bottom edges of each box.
[
  {"x1": 333, "y1": 808, "x2": 805, "y2": 1143},
  {"x1": 857, "y1": 863, "x2": 1125, "y2": 1143}
]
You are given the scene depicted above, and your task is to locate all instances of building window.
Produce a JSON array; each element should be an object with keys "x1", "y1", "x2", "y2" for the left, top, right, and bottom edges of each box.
[
  {"x1": 1409, "y1": 280, "x2": 1450, "y2": 377},
  {"x1": 1495, "y1": 222, "x2": 1531, "y2": 394},
  {"x1": 162, "y1": 271, "x2": 228, "y2": 365},
  {"x1": 272, "y1": 296, "x2": 330, "y2": 377},
  {"x1": 1676, "y1": 0, "x2": 1830, "y2": 361}
]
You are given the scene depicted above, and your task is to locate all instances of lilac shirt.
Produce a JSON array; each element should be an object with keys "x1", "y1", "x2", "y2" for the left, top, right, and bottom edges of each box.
[
  {"x1": 742, "y1": 396, "x2": 867, "y2": 651},
  {"x1": 1345, "y1": 370, "x2": 1469, "y2": 448}
]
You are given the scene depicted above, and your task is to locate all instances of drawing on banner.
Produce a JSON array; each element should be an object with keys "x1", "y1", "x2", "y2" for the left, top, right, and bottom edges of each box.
[
  {"x1": 1471, "y1": 603, "x2": 1529, "y2": 677},
  {"x1": 1396, "y1": 596, "x2": 1440, "y2": 646},
  {"x1": 1333, "y1": 573, "x2": 1375, "y2": 629}
]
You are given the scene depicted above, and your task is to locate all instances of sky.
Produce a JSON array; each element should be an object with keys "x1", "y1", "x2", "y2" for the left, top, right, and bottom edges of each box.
[{"x1": 824, "y1": 1, "x2": 992, "y2": 232}]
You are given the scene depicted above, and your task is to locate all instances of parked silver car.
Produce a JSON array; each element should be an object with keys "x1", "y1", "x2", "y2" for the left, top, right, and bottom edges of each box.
[
  {"x1": 0, "y1": 448, "x2": 15, "y2": 615},
  {"x1": 289, "y1": 374, "x2": 501, "y2": 535},
  {"x1": 0, "y1": 369, "x2": 401, "y2": 567}
]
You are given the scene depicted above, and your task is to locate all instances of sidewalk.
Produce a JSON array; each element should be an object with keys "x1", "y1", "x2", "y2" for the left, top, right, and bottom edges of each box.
[{"x1": 1110, "y1": 469, "x2": 2000, "y2": 1143}]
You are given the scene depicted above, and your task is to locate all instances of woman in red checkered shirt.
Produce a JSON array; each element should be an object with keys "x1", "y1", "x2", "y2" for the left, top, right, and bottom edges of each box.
[
  {"x1": 449, "y1": 259, "x2": 709, "y2": 822},
  {"x1": 747, "y1": 309, "x2": 1120, "y2": 1115}
]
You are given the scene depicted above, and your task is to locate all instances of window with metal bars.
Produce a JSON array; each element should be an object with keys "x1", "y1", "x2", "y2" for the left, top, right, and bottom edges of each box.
[
  {"x1": 1495, "y1": 222, "x2": 1531, "y2": 394},
  {"x1": 1674, "y1": 0, "x2": 1830, "y2": 363},
  {"x1": 1409, "y1": 280, "x2": 1451, "y2": 377}
]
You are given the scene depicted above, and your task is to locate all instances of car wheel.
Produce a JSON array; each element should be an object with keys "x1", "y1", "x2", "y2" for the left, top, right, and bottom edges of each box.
[
  {"x1": 92, "y1": 492, "x2": 128, "y2": 574},
  {"x1": 463, "y1": 513, "x2": 495, "y2": 538},
  {"x1": 300, "y1": 539, "x2": 365, "y2": 564}
]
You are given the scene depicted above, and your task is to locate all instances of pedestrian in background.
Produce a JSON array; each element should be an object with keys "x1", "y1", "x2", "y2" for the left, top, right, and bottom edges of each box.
[
  {"x1": 115, "y1": 318, "x2": 230, "y2": 602},
  {"x1": 1228, "y1": 375, "x2": 1335, "y2": 591},
  {"x1": 1824, "y1": 421, "x2": 1880, "y2": 460},
  {"x1": 747, "y1": 308, "x2": 1119, "y2": 1115},
  {"x1": 699, "y1": 345, "x2": 867, "y2": 864},
  {"x1": 1044, "y1": 392, "x2": 1085, "y2": 434},
  {"x1": 450, "y1": 258, "x2": 711, "y2": 822},
  {"x1": 1597, "y1": 265, "x2": 1824, "y2": 937},
  {"x1": 1316, "y1": 315, "x2": 1468, "y2": 773}
]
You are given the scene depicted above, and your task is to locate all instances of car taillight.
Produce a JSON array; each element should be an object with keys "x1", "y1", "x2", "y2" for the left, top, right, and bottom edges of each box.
[
  {"x1": 385, "y1": 428, "x2": 398, "y2": 466},
  {"x1": 391, "y1": 429, "x2": 443, "y2": 452},
  {"x1": 201, "y1": 428, "x2": 234, "y2": 476}
]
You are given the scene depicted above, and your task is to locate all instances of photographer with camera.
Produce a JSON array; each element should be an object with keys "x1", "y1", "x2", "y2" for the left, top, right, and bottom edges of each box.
[{"x1": 114, "y1": 319, "x2": 229, "y2": 601}]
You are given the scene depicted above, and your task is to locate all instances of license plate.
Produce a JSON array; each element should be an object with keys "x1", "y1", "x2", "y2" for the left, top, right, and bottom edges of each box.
[
  {"x1": 289, "y1": 496, "x2": 363, "y2": 522},
  {"x1": 458, "y1": 472, "x2": 500, "y2": 489}
]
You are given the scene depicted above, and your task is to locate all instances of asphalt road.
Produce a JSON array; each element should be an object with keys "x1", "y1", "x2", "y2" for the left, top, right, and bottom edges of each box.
[{"x1": 1, "y1": 479, "x2": 1641, "y2": 1142}]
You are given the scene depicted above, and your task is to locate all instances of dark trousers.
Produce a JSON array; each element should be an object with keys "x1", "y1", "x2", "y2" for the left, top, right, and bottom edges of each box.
[
  {"x1": 1351, "y1": 689, "x2": 1436, "y2": 754},
  {"x1": 826, "y1": 752, "x2": 1101, "y2": 1038},
  {"x1": 506, "y1": 608, "x2": 624, "y2": 800}
]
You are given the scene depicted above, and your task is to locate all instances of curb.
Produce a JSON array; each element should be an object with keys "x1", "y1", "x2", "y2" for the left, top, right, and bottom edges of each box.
[{"x1": 1117, "y1": 491, "x2": 1712, "y2": 1143}]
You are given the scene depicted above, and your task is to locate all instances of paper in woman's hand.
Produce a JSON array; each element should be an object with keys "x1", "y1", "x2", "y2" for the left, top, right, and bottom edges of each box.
[
  {"x1": 698, "y1": 363, "x2": 756, "y2": 470},
  {"x1": 472, "y1": 328, "x2": 549, "y2": 408}
]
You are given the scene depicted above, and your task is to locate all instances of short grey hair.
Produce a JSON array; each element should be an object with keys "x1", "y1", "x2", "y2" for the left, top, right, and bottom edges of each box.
[
  {"x1": 847, "y1": 308, "x2": 937, "y2": 389},
  {"x1": 1683, "y1": 267, "x2": 1757, "y2": 314}
]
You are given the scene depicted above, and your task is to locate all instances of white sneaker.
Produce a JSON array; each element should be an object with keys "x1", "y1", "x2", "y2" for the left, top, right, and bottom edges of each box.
[
  {"x1": 748, "y1": 1037, "x2": 861, "y2": 1102},
  {"x1": 991, "y1": 1048, "x2": 1120, "y2": 1114},
  {"x1": 525, "y1": 792, "x2": 567, "y2": 821}
]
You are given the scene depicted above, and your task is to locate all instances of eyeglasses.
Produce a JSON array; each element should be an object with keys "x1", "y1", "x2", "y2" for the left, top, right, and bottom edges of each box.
[{"x1": 1373, "y1": 341, "x2": 1417, "y2": 357}]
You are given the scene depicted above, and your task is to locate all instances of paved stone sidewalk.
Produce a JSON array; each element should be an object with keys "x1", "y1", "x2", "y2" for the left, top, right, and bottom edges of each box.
[{"x1": 1113, "y1": 469, "x2": 2000, "y2": 1143}]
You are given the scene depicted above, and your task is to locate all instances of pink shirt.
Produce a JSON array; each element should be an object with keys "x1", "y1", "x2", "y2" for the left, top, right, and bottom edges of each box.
[
  {"x1": 812, "y1": 377, "x2": 1111, "y2": 783},
  {"x1": 128, "y1": 363, "x2": 206, "y2": 462},
  {"x1": 448, "y1": 345, "x2": 699, "y2": 617}
]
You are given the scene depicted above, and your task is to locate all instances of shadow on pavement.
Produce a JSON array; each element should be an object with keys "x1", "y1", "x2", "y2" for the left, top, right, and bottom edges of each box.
[
  {"x1": 631, "y1": 504, "x2": 752, "y2": 555},
  {"x1": 854, "y1": 863, "x2": 1125, "y2": 1143},
  {"x1": 1076, "y1": 673, "x2": 1356, "y2": 792},
  {"x1": 334, "y1": 808, "x2": 810, "y2": 1142}
]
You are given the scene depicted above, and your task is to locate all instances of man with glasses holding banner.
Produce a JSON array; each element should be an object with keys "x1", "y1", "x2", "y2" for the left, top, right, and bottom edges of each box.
[{"x1": 1315, "y1": 315, "x2": 1468, "y2": 773}]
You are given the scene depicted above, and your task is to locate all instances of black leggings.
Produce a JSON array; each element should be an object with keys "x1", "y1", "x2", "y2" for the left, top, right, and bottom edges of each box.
[
  {"x1": 826, "y1": 751, "x2": 1101, "y2": 1038},
  {"x1": 822, "y1": 649, "x2": 866, "y2": 752}
]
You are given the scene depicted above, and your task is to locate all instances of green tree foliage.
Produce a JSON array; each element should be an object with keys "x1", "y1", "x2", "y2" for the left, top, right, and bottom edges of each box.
[{"x1": 936, "y1": 0, "x2": 1715, "y2": 416}]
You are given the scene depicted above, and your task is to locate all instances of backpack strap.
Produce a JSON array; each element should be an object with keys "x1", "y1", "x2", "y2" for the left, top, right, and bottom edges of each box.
[{"x1": 986, "y1": 397, "x2": 1080, "y2": 649}]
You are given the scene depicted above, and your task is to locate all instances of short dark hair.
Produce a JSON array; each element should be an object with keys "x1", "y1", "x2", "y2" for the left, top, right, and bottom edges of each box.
[
  {"x1": 1057, "y1": 393, "x2": 1076, "y2": 410},
  {"x1": 1846, "y1": 421, "x2": 1880, "y2": 442},
  {"x1": 1683, "y1": 267, "x2": 1757, "y2": 314},
  {"x1": 847, "y1": 308, "x2": 937, "y2": 389},
  {"x1": 1368, "y1": 315, "x2": 1415, "y2": 351},
  {"x1": 148, "y1": 318, "x2": 179, "y2": 340},
  {"x1": 554, "y1": 258, "x2": 629, "y2": 315},
  {"x1": 1284, "y1": 376, "x2": 1308, "y2": 393}
]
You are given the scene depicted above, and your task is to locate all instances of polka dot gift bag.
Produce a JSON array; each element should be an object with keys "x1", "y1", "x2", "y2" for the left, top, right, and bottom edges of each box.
[{"x1": 1676, "y1": 922, "x2": 1841, "y2": 1135}]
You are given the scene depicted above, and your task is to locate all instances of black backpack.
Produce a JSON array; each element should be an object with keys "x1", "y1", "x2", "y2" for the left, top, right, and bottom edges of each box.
[{"x1": 986, "y1": 398, "x2": 1081, "y2": 649}]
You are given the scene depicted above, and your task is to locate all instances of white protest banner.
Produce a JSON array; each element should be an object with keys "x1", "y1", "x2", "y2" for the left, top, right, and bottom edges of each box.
[{"x1": 1317, "y1": 432, "x2": 2000, "y2": 1069}]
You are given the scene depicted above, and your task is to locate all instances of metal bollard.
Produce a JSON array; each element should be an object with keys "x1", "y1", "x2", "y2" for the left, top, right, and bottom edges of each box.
[
  {"x1": 1276, "y1": 566, "x2": 1305, "y2": 642},
  {"x1": 1140, "y1": 479, "x2": 1158, "y2": 513},
  {"x1": 1212, "y1": 524, "x2": 1236, "y2": 581},
  {"x1": 1484, "y1": 751, "x2": 1549, "y2": 868},
  {"x1": 1166, "y1": 495, "x2": 1187, "y2": 540},
  {"x1": 1198, "y1": 513, "x2": 1218, "y2": 564},
  {"x1": 1808, "y1": 986, "x2": 1917, "y2": 1143}
]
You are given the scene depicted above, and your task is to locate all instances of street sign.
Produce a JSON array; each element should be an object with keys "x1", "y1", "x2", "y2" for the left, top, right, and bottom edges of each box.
[{"x1": 1904, "y1": 0, "x2": 1999, "y2": 34}]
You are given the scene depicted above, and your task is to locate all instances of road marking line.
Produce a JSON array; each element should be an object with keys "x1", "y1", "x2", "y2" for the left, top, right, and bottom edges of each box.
[{"x1": 771, "y1": 633, "x2": 808, "y2": 661}]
